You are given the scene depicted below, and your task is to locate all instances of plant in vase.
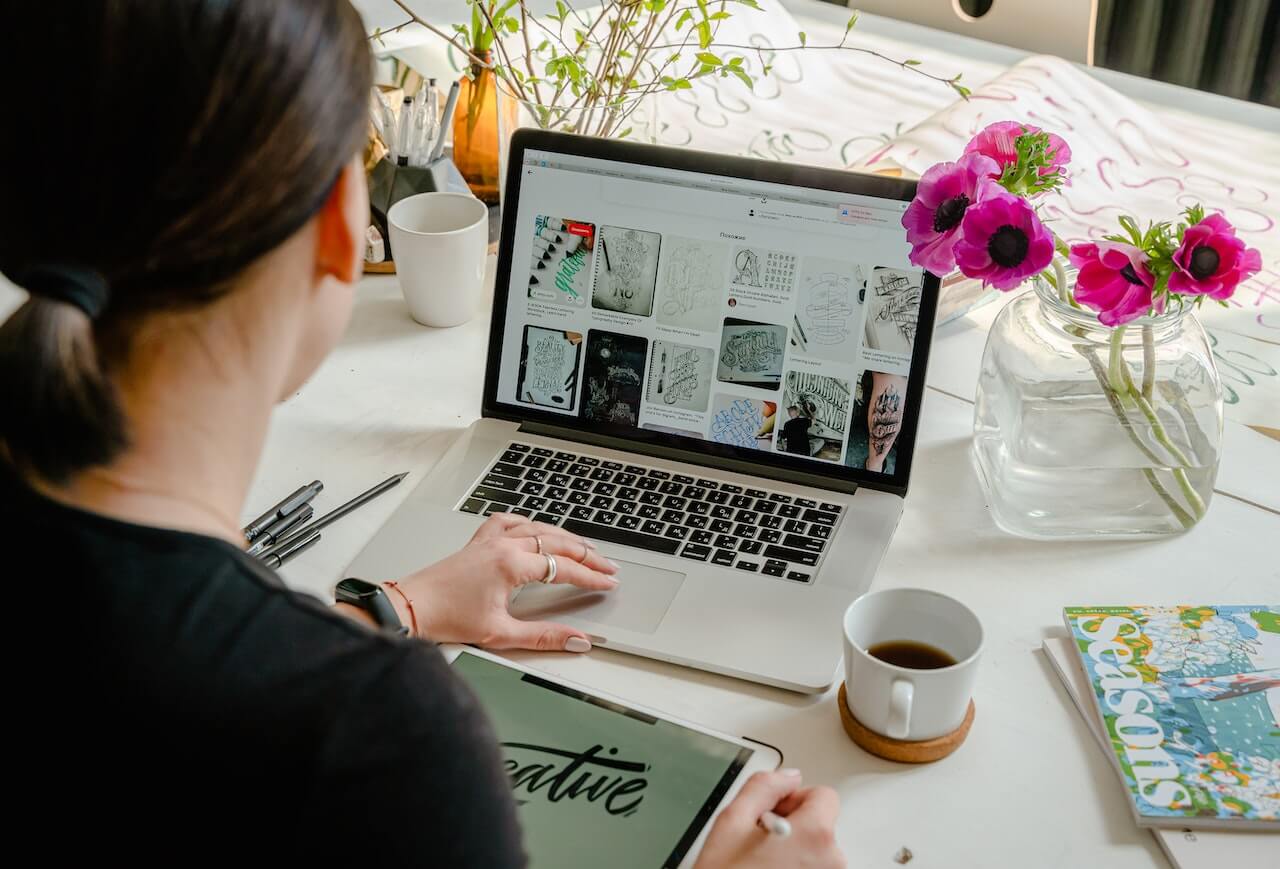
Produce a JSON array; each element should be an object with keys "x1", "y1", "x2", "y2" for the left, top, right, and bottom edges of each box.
[{"x1": 903, "y1": 121, "x2": 1262, "y2": 538}]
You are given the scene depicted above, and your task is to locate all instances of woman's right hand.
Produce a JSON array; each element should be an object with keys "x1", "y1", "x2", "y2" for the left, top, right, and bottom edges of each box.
[{"x1": 694, "y1": 770, "x2": 845, "y2": 869}]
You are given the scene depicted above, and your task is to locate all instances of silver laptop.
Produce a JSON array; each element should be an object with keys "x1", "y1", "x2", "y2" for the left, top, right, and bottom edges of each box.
[{"x1": 347, "y1": 130, "x2": 939, "y2": 693}]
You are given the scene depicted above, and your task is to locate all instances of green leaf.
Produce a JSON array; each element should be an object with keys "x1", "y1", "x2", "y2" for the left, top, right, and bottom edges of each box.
[
  {"x1": 798, "y1": 30, "x2": 806, "y2": 46},
  {"x1": 675, "y1": 9, "x2": 692, "y2": 30},
  {"x1": 503, "y1": 17, "x2": 518, "y2": 33},
  {"x1": 618, "y1": 127, "x2": 634, "y2": 139},
  {"x1": 696, "y1": 21, "x2": 712, "y2": 48},
  {"x1": 672, "y1": 77, "x2": 692, "y2": 89},
  {"x1": 710, "y1": 11, "x2": 731, "y2": 21},
  {"x1": 696, "y1": 52, "x2": 722, "y2": 65},
  {"x1": 904, "y1": 59, "x2": 922, "y2": 66},
  {"x1": 728, "y1": 56, "x2": 745, "y2": 66},
  {"x1": 730, "y1": 67, "x2": 753, "y2": 89},
  {"x1": 845, "y1": 13, "x2": 858, "y2": 33}
]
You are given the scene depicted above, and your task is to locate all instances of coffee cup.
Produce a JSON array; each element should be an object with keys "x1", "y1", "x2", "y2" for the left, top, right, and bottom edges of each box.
[
  {"x1": 387, "y1": 191, "x2": 488, "y2": 327},
  {"x1": 842, "y1": 588, "x2": 983, "y2": 741}
]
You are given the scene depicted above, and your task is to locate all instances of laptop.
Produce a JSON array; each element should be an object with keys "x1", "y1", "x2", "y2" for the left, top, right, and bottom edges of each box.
[{"x1": 347, "y1": 129, "x2": 939, "y2": 693}]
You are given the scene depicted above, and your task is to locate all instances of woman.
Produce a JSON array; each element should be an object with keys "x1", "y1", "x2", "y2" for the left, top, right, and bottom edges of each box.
[{"x1": 0, "y1": 3, "x2": 843, "y2": 866}]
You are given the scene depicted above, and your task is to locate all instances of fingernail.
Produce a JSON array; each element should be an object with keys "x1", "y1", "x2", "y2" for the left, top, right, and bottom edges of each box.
[
  {"x1": 606, "y1": 558, "x2": 620, "y2": 571},
  {"x1": 779, "y1": 768, "x2": 802, "y2": 778},
  {"x1": 564, "y1": 636, "x2": 592, "y2": 653},
  {"x1": 584, "y1": 539, "x2": 598, "y2": 550}
]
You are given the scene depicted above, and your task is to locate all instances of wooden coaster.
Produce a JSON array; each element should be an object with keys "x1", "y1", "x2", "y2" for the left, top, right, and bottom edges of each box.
[{"x1": 837, "y1": 682, "x2": 975, "y2": 764}]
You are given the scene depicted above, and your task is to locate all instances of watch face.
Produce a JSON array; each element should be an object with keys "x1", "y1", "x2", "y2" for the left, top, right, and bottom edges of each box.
[{"x1": 337, "y1": 577, "x2": 379, "y2": 598}]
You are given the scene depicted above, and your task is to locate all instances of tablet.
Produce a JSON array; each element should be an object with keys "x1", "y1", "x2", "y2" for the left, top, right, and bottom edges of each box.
[{"x1": 443, "y1": 647, "x2": 782, "y2": 869}]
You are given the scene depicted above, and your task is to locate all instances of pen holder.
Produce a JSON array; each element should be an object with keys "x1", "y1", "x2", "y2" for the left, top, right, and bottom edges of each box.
[{"x1": 365, "y1": 155, "x2": 469, "y2": 273}]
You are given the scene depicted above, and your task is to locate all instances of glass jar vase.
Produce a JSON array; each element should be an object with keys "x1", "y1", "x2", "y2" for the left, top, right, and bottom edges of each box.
[{"x1": 973, "y1": 276, "x2": 1223, "y2": 538}]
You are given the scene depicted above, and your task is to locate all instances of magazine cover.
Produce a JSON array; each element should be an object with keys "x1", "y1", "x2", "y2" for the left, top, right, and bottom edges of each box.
[{"x1": 1063, "y1": 606, "x2": 1280, "y2": 830}]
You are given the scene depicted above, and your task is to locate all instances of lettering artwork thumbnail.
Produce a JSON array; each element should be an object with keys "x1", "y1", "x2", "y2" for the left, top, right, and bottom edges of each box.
[
  {"x1": 776, "y1": 371, "x2": 851, "y2": 462},
  {"x1": 593, "y1": 225, "x2": 661, "y2": 317},
  {"x1": 582, "y1": 330, "x2": 649, "y2": 427},
  {"x1": 708, "y1": 395, "x2": 777, "y2": 450},
  {"x1": 529, "y1": 216, "x2": 595, "y2": 308},
  {"x1": 844, "y1": 369, "x2": 908, "y2": 474},
  {"x1": 716, "y1": 317, "x2": 787, "y2": 390},
  {"x1": 516, "y1": 326, "x2": 582, "y2": 411},
  {"x1": 646, "y1": 340, "x2": 713, "y2": 413},
  {"x1": 864, "y1": 266, "x2": 922, "y2": 356}
]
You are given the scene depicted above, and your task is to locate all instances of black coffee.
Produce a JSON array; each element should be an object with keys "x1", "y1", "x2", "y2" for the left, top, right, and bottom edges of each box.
[{"x1": 867, "y1": 640, "x2": 957, "y2": 670}]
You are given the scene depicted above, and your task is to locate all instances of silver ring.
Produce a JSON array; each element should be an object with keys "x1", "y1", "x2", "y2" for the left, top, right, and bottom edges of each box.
[
  {"x1": 541, "y1": 553, "x2": 558, "y2": 584},
  {"x1": 580, "y1": 541, "x2": 589, "y2": 563},
  {"x1": 534, "y1": 536, "x2": 544, "y2": 555}
]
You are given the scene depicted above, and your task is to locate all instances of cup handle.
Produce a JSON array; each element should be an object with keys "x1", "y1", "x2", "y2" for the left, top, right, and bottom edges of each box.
[{"x1": 888, "y1": 679, "x2": 913, "y2": 740}]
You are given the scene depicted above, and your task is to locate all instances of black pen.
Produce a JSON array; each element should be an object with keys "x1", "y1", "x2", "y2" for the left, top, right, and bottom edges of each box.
[
  {"x1": 245, "y1": 503, "x2": 314, "y2": 556},
  {"x1": 264, "y1": 473, "x2": 409, "y2": 555},
  {"x1": 260, "y1": 528, "x2": 321, "y2": 569},
  {"x1": 243, "y1": 480, "x2": 322, "y2": 541},
  {"x1": 601, "y1": 236, "x2": 612, "y2": 271}
]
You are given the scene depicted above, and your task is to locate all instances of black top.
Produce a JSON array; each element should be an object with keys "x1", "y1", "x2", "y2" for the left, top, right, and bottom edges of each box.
[
  {"x1": 780, "y1": 416, "x2": 812, "y2": 455},
  {"x1": 6, "y1": 469, "x2": 525, "y2": 865}
]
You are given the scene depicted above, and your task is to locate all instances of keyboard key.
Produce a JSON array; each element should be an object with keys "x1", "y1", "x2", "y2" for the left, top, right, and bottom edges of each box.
[
  {"x1": 820, "y1": 503, "x2": 843, "y2": 513},
  {"x1": 570, "y1": 506, "x2": 594, "y2": 521},
  {"x1": 638, "y1": 504, "x2": 661, "y2": 519},
  {"x1": 784, "y1": 533, "x2": 824, "y2": 553},
  {"x1": 545, "y1": 459, "x2": 568, "y2": 473},
  {"x1": 546, "y1": 486, "x2": 568, "y2": 501},
  {"x1": 640, "y1": 491, "x2": 663, "y2": 505},
  {"x1": 687, "y1": 501, "x2": 710, "y2": 515},
  {"x1": 560, "y1": 519, "x2": 681, "y2": 555},
  {"x1": 624, "y1": 465, "x2": 647, "y2": 475},
  {"x1": 739, "y1": 540, "x2": 763, "y2": 554},
  {"x1": 784, "y1": 519, "x2": 806, "y2": 533},
  {"x1": 578, "y1": 456, "x2": 600, "y2": 466},
  {"x1": 570, "y1": 478, "x2": 593, "y2": 491},
  {"x1": 554, "y1": 451, "x2": 577, "y2": 461},
  {"x1": 567, "y1": 491, "x2": 590, "y2": 505},
  {"x1": 616, "y1": 501, "x2": 637, "y2": 515},
  {"x1": 637, "y1": 477, "x2": 660, "y2": 491},
  {"x1": 735, "y1": 524, "x2": 758, "y2": 539},
  {"x1": 500, "y1": 449, "x2": 525, "y2": 463},
  {"x1": 706, "y1": 491, "x2": 730, "y2": 505},
  {"x1": 641, "y1": 520, "x2": 666, "y2": 535},
  {"x1": 482, "y1": 474, "x2": 522, "y2": 492},
  {"x1": 618, "y1": 515, "x2": 641, "y2": 530},
  {"x1": 681, "y1": 544, "x2": 711, "y2": 561},
  {"x1": 735, "y1": 510, "x2": 759, "y2": 524},
  {"x1": 614, "y1": 473, "x2": 637, "y2": 487},
  {"x1": 759, "y1": 529, "x2": 782, "y2": 543},
  {"x1": 472, "y1": 486, "x2": 521, "y2": 505},
  {"x1": 804, "y1": 509, "x2": 835, "y2": 526},
  {"x1": 510, "y1": 507, "x2": 534, "y2": 517},
  {"x1": 507, "y1": 443, "x2": 530, "y2": 452},
  {"x1": 710, "y1": 519, "x2": 734, "y2": 534},
  {"x1": 647, "y1": 469, "x2": 670, "y2": 480},
  {"x1": 684, "y1": 514, "x2": 708, "y2": 529},
  {"x1": 795, "y1": 498, "x2": 816, "y2": 508},
  {"x1": 682, "y1": 486, "x2": 707, "y2": 501},
  {"x1": 811, "y1": 525, "x2": 831, "y2": 540},
  {"x1": 662, "y1": 496, "x2": 687, "y2": 510},
  {"x1": 460, "y1": 497, "x2": 486, "y2": 514},
  {"x1": 659, "y1": 481, "x2": 683, "y2": 495},
  {"x1": 483, "y1": 504, "x2": 509, "y2": 516},
  {"x1": 714, "y1": 534, "x2": 738, "y2": 550},
  {"x1": 525, "y1": 469, "x2": 548, "y2": 483},
  {"x1": 696, "y1": 479, "x2": 719, "y2": 489},
  {"x1": 568, "y1": 464, "x2": 590, "y2": 477},
  {"x1": 753, "y1": 500, "x2": 776, "y2": 514},
  {"x1": 664, "y1": 525, "x2": 689, "y2": 540},
  {"x1": 603, "y1": 461, "x2": 624, "y2": 470},
  {"x1": 720, "y1": 484, "x2": 743, "y2": 494},
  {"x1": 492, "y1": 462, "x2": 525, "y2": 478},
  {"x1": 520, "y1": 482, "x2": 545, "y2": 496},
  {"x1": 763, "y1": 560, "x2": 787, "y2": 577},
  {"x1": 534, "y1": 512, "x2": 561, "y2": 525},
  {"x1": 761, "y1": 515, "x2": 782, "y2": 529},
  {"x1": 711, "y1": 505, "x2": 735, "y2": 520},
  {"x1": 590, "y1": 468, "x2": 614, "y2": 481},
  {"x1": 549, "y1": 502, "x2": 570, "y2": 515},
  {"x1": 786, "y1": 571, "x2": 811, "y2": 582},
  {"x1": 736, "y1": 560, "x2": 759, "y2": 572},
  {"x1": 690, "y1": 530, "x2": 714, "y2": 545},
  {"x1": 522, "y1": 454, "x2": 546, "y2": 468},
  {"x1": 593, "y1": 510, "x2": 618, "y2": 526},
  {"x1": 763, "y1": 544, "x2": 819, "y2": 566},
  {"x1": 590, "y1": 496, "x2": 614, "y2": 510},
  {"x1": 524, "y1": 497, "x2": 548, "y2": 511},
  {"x1": 673, "y1": 474, "x2": 695, "y2": 484},
  {"x1": 532, "y1": 447, "x2": 553, "y2": 457},
  {"x1": 712, "y1": 549, "x2": 736, "y2": 566},
  {"x1": 730, "y1": 495, "x2": 753, "y2": 509},
  {"x1": 616, "y1": 487, "x2": 639, "y2": 501},
  {"x1": 593, "y1": 482, "x2": 616, "y2": 496},
  {"x1": 778, "y1": 504, "x2": 801, "y2": 518},
  {"x1": 769, "y1": 493, "x2": 792, "y2": 503},
  {"x1": 745, "y1": 488, "x2": 767, "y2": 498},
  {"x1": 661, "y1": 509, "x2": 684, "y2": 524},
  {"x1": 549, "y1": 474, "x2": 571, "y2": 488}
]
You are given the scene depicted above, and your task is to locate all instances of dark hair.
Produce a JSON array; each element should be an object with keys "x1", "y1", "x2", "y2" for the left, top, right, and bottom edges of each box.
[{"x1": 0, "y1": 1, "x2": 371, "y2": 483}]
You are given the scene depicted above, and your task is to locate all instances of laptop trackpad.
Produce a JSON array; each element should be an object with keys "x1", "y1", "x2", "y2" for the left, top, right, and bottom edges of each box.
[{"x1": 510, "y1": 559, "x2": 684, "y2": 635}]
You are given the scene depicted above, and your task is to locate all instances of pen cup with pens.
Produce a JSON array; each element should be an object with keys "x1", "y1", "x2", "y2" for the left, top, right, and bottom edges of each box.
[{"x1": 365, "y1": 80, "x2": 468, "y2": 273}]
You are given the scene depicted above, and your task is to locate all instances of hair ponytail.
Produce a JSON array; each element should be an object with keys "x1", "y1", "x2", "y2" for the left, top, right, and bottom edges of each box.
[{"x1": 0, "y1": 292, "x2": 127, "y2": 483}]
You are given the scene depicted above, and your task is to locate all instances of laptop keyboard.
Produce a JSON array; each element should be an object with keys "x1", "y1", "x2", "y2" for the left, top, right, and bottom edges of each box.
[{"x1": 455, "y1": 442, "x2": 844, "y2": 583}]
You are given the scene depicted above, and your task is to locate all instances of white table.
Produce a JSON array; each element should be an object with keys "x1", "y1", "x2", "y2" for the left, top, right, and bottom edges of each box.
[{"x1": 249, "y1": 5, "x2": 1279, "y2": 866}]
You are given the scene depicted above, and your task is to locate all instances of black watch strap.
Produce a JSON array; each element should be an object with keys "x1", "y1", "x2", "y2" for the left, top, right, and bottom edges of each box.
[{"x1": 335, "y1": 578, "x2": 409, "y2": 636}]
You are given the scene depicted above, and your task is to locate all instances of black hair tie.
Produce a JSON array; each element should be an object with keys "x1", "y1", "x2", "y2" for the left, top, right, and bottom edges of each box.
[{"x1": 20, "y1": 264, "x2": 110, "y2": 320}]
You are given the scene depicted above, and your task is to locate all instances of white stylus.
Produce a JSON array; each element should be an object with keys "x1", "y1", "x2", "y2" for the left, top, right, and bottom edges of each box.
[{"x1": 759, "y1": 811, "x2": 791, "y2": 837}]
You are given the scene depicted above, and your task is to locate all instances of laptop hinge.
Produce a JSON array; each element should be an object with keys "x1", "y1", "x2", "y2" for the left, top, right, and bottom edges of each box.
[{"x1": 517, "y1": 420, "x2": 864, "y2": 496}]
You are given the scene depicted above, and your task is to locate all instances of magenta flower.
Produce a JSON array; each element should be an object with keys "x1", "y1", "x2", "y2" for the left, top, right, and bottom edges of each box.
[
  {"x1": 952, "y1": 181, "x2": 1055, "y2": 290},
  {"x1": 964, "y1": 120, "x2": 1071, "y2": 181},
  {"x1": 1168, "y1": 214, "x2": 1262, "y2": 301},
  {"x1": 1069, "y1": 241, "x2": 1160, "y2": 326},
  {"x1": 902, "y1": 151, "x2": 1001, "y2": 275}
]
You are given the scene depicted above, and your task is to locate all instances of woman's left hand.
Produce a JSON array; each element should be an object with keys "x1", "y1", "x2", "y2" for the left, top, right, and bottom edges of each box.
[{"x1": 387, "y1": 513, "x2": 619, "y2": 653}]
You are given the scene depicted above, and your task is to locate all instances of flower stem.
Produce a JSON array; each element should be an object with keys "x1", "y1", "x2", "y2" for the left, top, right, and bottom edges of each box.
[
  {"x1": 1141, "y1": 326, "x2": 1155, "y2": 400},
  {"x1": 1107, "y1": 326, "x2": 1128, "y2": 395},
  {"x1": 1052, "y1": 256, "x2": 1070, "y2": 306}
]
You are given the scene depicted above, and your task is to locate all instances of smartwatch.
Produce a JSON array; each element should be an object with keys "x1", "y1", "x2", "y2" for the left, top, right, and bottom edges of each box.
[{"x1": 335, "y1": 578, "x2": 409, "y2": 636}]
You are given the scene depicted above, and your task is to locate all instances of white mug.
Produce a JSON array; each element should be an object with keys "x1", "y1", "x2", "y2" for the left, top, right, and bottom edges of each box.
[
  {"x1": 387, "y1": 192, "x2": 488, "y2": 327},
  {"x1": 842, "y1": 588, "x2": 983, "y2": 742}
]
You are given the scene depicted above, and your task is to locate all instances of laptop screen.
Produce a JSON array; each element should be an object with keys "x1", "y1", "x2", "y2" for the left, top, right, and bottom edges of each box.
[{"x1": 486, "y1": 133, "x2": 937, "y2": 493}]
